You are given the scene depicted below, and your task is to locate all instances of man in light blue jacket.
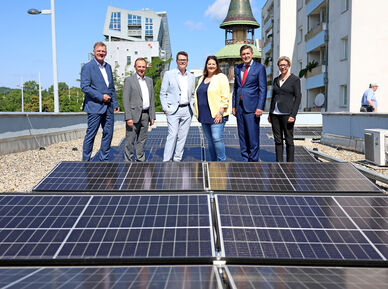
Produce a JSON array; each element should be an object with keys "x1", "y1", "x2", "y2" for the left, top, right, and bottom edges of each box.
[
  {"x1": 80, "y1": 42, "x2": 120, "y2": 161},
  {"x1": 160, "y1": 51, "x2": 195, "y2": 162}
]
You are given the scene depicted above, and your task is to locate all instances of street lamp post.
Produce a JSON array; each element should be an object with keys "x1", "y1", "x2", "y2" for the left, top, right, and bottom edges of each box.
[{"x1": 28, "y1": 0, "x2": 59, "y2": 113}]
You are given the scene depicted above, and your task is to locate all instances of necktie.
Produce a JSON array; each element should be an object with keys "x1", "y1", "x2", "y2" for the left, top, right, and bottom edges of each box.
[
  {"x1": 242, "y1": 64, "x2": 249, "y2": 85},
  {"x1": 240, "y1": 64, "x2": 249, "y2": 99}
]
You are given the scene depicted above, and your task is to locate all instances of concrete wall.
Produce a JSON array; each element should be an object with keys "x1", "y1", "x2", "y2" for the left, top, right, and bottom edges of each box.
[
  {"x1": 321, "y1": 112, "x2": 388, "y2": 151},
  {"x1": 349, "y1": 1, "x2": 388, "y2": 113},
  {"x1": 0, "y1": 112, "x2": 125, "y2": 155}
]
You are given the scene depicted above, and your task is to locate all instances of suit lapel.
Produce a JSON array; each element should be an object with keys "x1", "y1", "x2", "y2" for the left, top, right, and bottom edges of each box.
[
  {"x1": 133, "y1": 74, "x2": 143, "y2": 100},
  {"x1": 175, "y1": 70, "x2": 182, "y2": 93},
  {"x1": 93, "y1": 60, "x2": 109, "y2": 89}
]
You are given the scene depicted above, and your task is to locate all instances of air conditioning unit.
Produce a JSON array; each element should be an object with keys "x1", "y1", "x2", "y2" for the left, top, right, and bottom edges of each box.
[{"x1": 364, "y1": 129, "x2": 388, "y2": 166}]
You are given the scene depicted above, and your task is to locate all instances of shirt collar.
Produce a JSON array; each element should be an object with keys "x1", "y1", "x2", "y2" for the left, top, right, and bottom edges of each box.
[
  {"x1": 94, "y1": 58, "x2": 106, "y2": 68},
  {"x1": 177, "y1": 69, "x2": 188, "y2": 76},
  {"x1": 244, "y1": 60, "x2": 253, "y2": 67},
  {"x1": 136, "y1": 73, "x2": 145, "y2": 80}
]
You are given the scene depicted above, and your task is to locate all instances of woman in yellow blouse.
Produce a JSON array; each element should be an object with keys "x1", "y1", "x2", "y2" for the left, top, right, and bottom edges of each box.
[{"x1": 194, "y1": 56, "x2": 231, "y2": 161}]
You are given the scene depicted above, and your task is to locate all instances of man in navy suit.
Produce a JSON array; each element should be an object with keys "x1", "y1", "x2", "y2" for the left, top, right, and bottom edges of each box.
[
  {"x1": 81, "y1": 42, "x2": 120, "y2": 161},
  {"x1": 232, "y1": 45, "x2": 267, "y2": 162}
]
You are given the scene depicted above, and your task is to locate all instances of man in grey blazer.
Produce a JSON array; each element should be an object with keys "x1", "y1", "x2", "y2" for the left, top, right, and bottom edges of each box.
[
  {"x1": 123, "y1": 58, "x2": 156, "y2": 162},
  {"x1": 160, "y1": 51, "x2": 195, "y2": 162}
]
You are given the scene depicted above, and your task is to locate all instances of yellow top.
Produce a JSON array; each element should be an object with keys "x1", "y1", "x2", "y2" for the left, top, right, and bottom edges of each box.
[{"x1": 194, "y1": 73, "x2": 232, "y2": 119}]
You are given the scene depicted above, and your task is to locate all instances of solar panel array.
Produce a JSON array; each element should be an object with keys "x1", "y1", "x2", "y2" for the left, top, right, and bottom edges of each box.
[
  {"x1": 216, "y1": 195, "x2": 388, "y2": 264},
  {"x1": 266, "y1": 126, "x2": 322, "y2": 140},
  {"x1": 33, "y1": 162, "x2": 381, "y2": 193},
  {"x1": 108, "y1": 126, "x2": 317, "y2": 162},
  {"x1": 1, "y1": 265, "x2": 388, "y2": 289},
  {"x1": 0, "y1": 194, "x2": 214, "y2": 264},
  {"x1": 4, "y1": 124, "x2": 388, "y2": 288}
]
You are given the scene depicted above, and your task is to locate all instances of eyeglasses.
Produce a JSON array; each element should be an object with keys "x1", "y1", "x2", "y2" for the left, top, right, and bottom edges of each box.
[
  {"x1": 177, "y1": 59, "x2": 188, "y2": 62},
  {"x1": 279, "y1": 64, "x2": 289, "y2": 67}
]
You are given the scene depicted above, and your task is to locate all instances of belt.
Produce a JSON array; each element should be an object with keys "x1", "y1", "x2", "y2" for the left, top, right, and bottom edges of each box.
[
  {"x1": 179, "y1": 103, "x2": 189, "y2": 107},
  {"x1": 142, "y1": 109, "x2": 149, "y2": 113}
]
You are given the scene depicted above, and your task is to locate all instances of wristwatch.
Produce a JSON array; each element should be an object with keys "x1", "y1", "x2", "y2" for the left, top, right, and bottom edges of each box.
[{"x1": 219, "y1": 111, "x2": 224, "y2": 116}]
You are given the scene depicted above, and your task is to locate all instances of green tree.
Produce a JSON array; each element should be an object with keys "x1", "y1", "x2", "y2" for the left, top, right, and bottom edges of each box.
[{"x1": 145, "y1": 57, "x2": 172, "y2": 112}]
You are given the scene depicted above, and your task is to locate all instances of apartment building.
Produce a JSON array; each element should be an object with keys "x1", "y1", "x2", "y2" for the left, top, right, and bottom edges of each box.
[
  {"x1": 262, "y1": 0, "x2": 388, "y2": 112},
  {"x1": 103, "y1": 6, "x2": 171, "y2": 82}
]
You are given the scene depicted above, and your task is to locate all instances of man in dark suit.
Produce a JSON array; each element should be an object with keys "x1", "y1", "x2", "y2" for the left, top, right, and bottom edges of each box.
[
  {"x1": 123, "y1": 58, "x2": 156, "y2": 162},
  {"x1": 232, "y1": 45, "x2": 267, "y2": 162},
  {"x1": 81, "y1": 42, "x2": 120, "y2": 161}
]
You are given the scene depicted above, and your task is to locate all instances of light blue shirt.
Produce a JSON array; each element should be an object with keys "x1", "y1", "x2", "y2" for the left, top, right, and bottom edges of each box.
[{"x1": 361, "y1": 88, "x2": 377, "y2": 108}]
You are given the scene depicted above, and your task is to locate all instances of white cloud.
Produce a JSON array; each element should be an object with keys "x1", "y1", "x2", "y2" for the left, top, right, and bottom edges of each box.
[
  {"x1": 205, "y1": 0, "x2": 256, "y2": 22},
  {"x1": 184, "y1": 20, "x2": 205, "y2": 31},
  {"x1": 205, "y1": 0, "x2": 230, "y2": 21}
]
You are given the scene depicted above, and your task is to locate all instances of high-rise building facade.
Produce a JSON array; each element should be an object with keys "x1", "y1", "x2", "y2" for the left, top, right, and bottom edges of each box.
[
  {"x1": 262, "y1": 0, "x2": 388, "y2": 112},
  {"x1": 103, "y1": 6, "x2": 171, "y2": 82}
]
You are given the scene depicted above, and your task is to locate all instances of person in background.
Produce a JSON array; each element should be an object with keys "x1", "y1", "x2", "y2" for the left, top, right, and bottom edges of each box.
[
  {"x1": 80, "y1": 41, "x2": 119, "y2": 161},
  {"x1": 268, "y1": 56, "x2": 301, "y2": 162},
  {"x1": 123, "y1": 58, "x2": 155, "y2": 162},
  {"x1": 160, "y1": 51, "x2": 195, "y2": 162},
  {"x1": 194, "y1": 56, "x2": 231, "y2": 161},
  {"x1": 232, "y1": 45, "x2": 267, "y2": 162},
  {"x1": 361, "y1": 83, "x2": 378, "y2": 112}
]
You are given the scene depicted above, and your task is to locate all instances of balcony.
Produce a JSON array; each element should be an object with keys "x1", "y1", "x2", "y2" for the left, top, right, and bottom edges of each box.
[
  {"x1": 305, "y1": 22, "x2": 326, "y2": 42},
  {"x1": 306, "y1": 73, "x2": 325, "y2": 90},
  {"x1": 264, "y1": 18, "x2": 273, "y2": 32},
  {"x1": 225, "y1": 39, "x2": 254, "y2": 45},
  {"x1": 306, "y1": 65, "x2": 326, "y2": 78},
  {"x1": 306, "y1": 30, "x2": 327, "y2": 53},
  {"x1": 263, "y1": 41, "x2": 272, "y2": 55},
  {"x1": 306, "y1": 0, "x2": 325, "y2": 16}
]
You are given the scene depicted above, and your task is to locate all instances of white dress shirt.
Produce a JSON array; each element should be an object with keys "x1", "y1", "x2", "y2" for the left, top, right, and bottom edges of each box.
[
  {"x1": 137, "y1": 74, "x2": 150, "y2": 110},
  {"x1": 95, "y1": 59, "x2": 109, "y2": 87},
  {"x1": 177, "y1": 70, "x2": 189, "y2": 105}
]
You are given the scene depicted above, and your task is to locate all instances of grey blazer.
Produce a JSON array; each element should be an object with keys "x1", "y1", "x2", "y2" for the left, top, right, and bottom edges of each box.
[
  {"x1": 160, "y1": 69, "x2": 195, "y2": 114},
  {"x1": 123, "y1": 74, "x2": 156, "y2": 123}
]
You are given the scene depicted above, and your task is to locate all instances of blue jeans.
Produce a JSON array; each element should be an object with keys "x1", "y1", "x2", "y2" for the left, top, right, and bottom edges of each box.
[{"x1": 202, "y1": 121, "x2": 226, "y2": 161}]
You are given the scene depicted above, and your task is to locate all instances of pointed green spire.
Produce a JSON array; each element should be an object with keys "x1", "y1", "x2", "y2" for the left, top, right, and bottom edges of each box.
[{"x1": 220, "y1": 0, "x2": 259, "y2": 29}]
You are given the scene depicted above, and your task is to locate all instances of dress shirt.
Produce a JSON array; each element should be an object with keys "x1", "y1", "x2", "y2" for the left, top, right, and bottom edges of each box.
[
  {"x1": 95, "y1": 59, "x2": 109, "y2": 87},
  {"x1": 177, "y1": 70, "x2": 189, "y2": 105},
  {"x1": 137, "y1": 74, "x2": 150, "y2": 110},
  {"x1": 361, "y1": 88, "x2": 377, "y2": 108},
  {"x1": 240, "y1": 59, "x2": 253, "y2": 79}
]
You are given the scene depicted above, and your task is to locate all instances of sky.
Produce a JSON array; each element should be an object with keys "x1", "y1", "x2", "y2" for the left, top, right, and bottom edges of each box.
[{"x1": 0, "y1": 0, "x2": 265, "y2": 89}]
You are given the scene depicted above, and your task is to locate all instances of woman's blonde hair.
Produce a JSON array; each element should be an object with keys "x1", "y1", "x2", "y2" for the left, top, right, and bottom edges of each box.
[{"x1": 277, "y1": 56, "x2": 291, "y2": 67}]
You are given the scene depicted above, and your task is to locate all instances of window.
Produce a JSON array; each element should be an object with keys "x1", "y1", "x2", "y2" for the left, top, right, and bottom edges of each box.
[
  {"x1": 128, "y1": 14, "x2": 141, "y2": 25},
  {"x1": 340, "y1": 85, "x2": 348, "y2": 106},
  {"x1": 297, "y1": 0, "x2": 303, "y2": 10},
  {"x1": 127, "y1": 56, "x2": 131, "y2": 65},
  {"x1": 341, "y1": 0, "x2": 350, "y2": 12},
  {"x1": 145, "y1": 18, "x2": 153, "y2": 36},
  {"x1": 109, "y1": 12, "x2": 121, "y2": 31},
  {"x1": 341, "y1": 37, "x2": 348, "y2": 60},
  {"x1": 297, "y1": 26, "x2": 303, "y2": 43}
]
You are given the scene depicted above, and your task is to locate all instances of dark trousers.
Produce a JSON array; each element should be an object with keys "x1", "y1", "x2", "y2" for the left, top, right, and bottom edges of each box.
[
  {"x1": 236, "y1": 101, "x2": 261, "y2": 162},
  {"x1": 270, "y1": 113, "x2": 295, "y2": 162},
  {"x1": 82, "y1": 109, "x2": 114, "y2": 162}
]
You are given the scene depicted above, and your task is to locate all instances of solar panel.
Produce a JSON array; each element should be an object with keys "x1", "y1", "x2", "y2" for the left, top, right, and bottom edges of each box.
[
  {"x1": 146, "y1": 147, "x2": 203, "y2": 162},
  {"x1": 226, "y1": 265, "x2": 388, "y2": 289},
  {"x1": 266, "y1": 126, "x2": 322, "y2": 140},
  {"x1": 0, "y1": 266, "x2": 222, "y2": 289},
  {"x1": 216, "y1": 194, "x2": 388, "y2": 265},
  {"x1": 34, "y1": 162, "x2": 205, "y2": 192},
  {"x1": 0, "y1": 194, "x2": 214, "y2": 264},
  {"x1": 281, "y1": 162, "x2": 381, "y2": 192},
  {"x1": 207, "y1": 162, "x2": 381, "y2": 192}
]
